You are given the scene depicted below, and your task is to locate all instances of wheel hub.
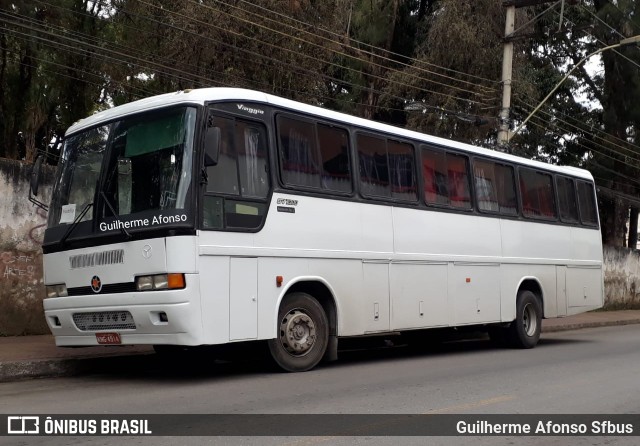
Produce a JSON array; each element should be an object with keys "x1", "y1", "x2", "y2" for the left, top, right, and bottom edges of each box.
[
  {"x1": 279, "y1": 309, "x2": 316, "y2": 356},
  {"x1": 522, "y1": 302, "x2": 537, "y2": 336}
]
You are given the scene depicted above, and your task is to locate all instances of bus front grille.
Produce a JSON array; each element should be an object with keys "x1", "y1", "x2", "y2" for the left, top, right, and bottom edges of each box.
[
  {"x1": 67, "y1": 282, "x2": 137, "y2": 296},
  {"x1": 72, "y1": 311, "x2": 136, "y2": 331}
]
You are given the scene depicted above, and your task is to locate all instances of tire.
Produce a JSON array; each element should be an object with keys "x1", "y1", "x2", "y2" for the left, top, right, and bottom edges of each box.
[
  {"x1": 268, "y1": 292, "x2": 329, "y2": 372},
  {"x1": 507, "y1": 290, "x2": 542, "y2": 349}
]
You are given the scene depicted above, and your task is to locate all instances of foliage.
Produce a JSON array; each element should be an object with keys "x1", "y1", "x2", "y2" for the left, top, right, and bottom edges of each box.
[{"x1": 1, "y1": 0, "x2": 640, "y2": 245}]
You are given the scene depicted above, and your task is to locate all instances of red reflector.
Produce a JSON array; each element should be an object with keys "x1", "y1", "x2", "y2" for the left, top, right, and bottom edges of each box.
[
  {"x1": 466, "y1": 278, "x2": 471, "y2": 283},
  {"x1": 96, "y1": 333, "x2": 121, "y2": 345},
  {"x1": 276, "y1": 276, "x2": 283, "y2": 287}
]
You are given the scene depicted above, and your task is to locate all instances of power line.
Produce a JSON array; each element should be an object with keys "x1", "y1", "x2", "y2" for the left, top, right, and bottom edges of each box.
[
  {"x1": 62, "y1": 0, "x2": 493, "y2": 111},
  {"x1": 0, "y1": 45, "x2": 156, "y2": 98},
  {"x1": 7, "y1": 4, "x2": 490, "y2": 120},
  {"x1": 513, "y1": 105, "x2": 640, "y2": 167},
  {"x1": 14, "y1": 3, "x2": 285, "y2": 92},
  {"x1": 38, "y1": 0, "x2": 503, "y2": 117},
  {"x1": 0, "y1": 2, "x2": 503, "y2": 148},
  {"x1": 219, "y1": 0, "x2": 500, "y2": 90},
  {"x1": 604, "y1": 0, "x2": 640, "y2": 33},
  {"x1": 588, "y1": 160, "x2": 640, "y2": 187},
  {"x1": 558, "y1": 6, "x2": 640, "y2": 72},
  {"x1": 0, "y1": 13, "x2": 226, "y2": 88},
  {"x1": 3, "y1": 9, "x2": 488, "y2": 126},
  {"x1": 128, "y1": 0, "x2": 493, "y2": 107},
  {"x1": 513, "y1": 104, "x2": 639, "y2": 164},
  {"x1": 515, "y1": 97, "x2": 640, "y2": 159}
]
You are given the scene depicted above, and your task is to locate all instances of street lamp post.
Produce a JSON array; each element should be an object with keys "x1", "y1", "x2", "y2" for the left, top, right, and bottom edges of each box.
[{"x1": 508, "y1": 34, "x2": 640, "y2": 142}]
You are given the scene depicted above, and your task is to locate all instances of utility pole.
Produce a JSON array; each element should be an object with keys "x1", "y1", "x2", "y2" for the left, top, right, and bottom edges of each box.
[
  {"x1": 497, "y1": 0, "x2": 574, "y2": 149},
  {"x1": 497, "y1": 3, "x2": 515, "y2": 149}
]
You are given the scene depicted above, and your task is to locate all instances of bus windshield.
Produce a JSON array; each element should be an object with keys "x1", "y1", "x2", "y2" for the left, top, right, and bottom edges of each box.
[{"x1": 47, "y1": 107, "x2": 197, "y2": 243}]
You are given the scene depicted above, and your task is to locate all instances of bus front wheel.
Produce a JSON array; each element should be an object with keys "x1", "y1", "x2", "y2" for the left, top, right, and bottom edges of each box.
[
  {"x1": 268, "y1": 292, "x2": 329, "y2": 372},
  {"x1": 507, "y1": 290, "x2": 542, "y2": 349}
]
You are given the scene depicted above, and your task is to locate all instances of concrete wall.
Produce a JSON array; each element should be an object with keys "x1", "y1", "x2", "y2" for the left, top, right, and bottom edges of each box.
[
  {"x1": 0, "y1": 157, "x2": 637, "y2": 335},
  {"x1": 603, "y1": 245, "x2": 640, "y2": 309},
  {"x1": 0, "y1": 158, "x2": 54, "y2": 335}
]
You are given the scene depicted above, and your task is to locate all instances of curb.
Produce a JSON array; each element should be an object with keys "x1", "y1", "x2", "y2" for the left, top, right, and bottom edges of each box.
[
  {"x1": 541, "y1": 318, "x2": 640, "y2": 333},
  {"x1": 0, "y1": 353, "x2": 153, "y2": 383},
  {"x1": 0, "y1": 358, "x2": 92, "y2": 382}
]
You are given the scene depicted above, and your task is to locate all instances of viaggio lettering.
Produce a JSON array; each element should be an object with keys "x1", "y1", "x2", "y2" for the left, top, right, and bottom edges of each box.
[{"x1": 236, "y1": 104, "x2": 264, "y2": 115}]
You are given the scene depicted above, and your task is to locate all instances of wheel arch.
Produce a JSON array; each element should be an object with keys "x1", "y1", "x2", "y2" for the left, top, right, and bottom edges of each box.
[
  {"x1": 275, "y1": 277, "x2": 339, "y2": 338},
  {"x1": 516, "y1": 277, "x2": 545, "y2": 318}
]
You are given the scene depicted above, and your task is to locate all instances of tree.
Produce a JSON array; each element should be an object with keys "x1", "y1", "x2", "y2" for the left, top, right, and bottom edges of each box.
[{"x1": 0, "y1": 0, "x2": 116, "y2": 162}]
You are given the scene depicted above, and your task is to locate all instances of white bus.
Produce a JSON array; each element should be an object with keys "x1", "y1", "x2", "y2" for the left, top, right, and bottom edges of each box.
[{"x1": 31, "y1": 88, "x2": 603, "y2": 372}]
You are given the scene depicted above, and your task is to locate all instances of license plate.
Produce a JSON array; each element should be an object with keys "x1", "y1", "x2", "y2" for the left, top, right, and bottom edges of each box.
[{"x1": 96, "y1": 332, "x2": 121, "y2": 345}]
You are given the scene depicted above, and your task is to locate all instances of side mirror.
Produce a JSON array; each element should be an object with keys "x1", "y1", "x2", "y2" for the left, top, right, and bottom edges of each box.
[
  {"x1": 204, "y1": 127, "x2": 221, "y2": 167},
  {"x1": 29, "y1": 155, "x2": 49, "y2": 212},
  {"x1": 30, "y1": 155, "x2": 44, "y2": 196}
]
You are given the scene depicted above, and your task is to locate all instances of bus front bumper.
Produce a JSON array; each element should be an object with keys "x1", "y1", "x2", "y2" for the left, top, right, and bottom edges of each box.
[{"x1": 43, "y1": 282, "x2": 205, "y2": 347}]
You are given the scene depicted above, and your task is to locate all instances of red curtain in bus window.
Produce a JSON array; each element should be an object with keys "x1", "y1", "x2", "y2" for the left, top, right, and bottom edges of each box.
[
  {"x1": 520, "y1": 177, "x2": 535, "y2": 216},
  {"x1": 538, "y1": 179, "x2": 556, "y2": 217},
  {"x1": 422, "y1": 155, "x2": 437, "y2": 203},
  {"x1": 447, "y1": 155, "x2": 471, "y2": 209}
]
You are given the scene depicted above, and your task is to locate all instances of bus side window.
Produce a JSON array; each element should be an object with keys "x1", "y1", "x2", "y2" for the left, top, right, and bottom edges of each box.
[
  {"x1": 278, "y1": 116, "x2": 321, "y2": 189},
  {"x1": 388, "y1": 140, "x2": 417, "y2": 201},
  {"x1": 206, "y1": 116, "x2": 239, "y2": 196},
  {"x1": 422, "y1": 148, "x2": 447, "y2": 206},
  {"x1": 473, "y1": 159, "x2": 517, "y2": 215},
  {"x1": 357, "y1": 134, "x2": 390, "y2": 198},
  {"x1": 422, "y1": 148, "x2": 471, "y2": 209},
  {"x1": 577, "y1": 181, "x2": 598, "y2": 226},
  {"x1": 236, "y1": 122, "x2": 269, "y2": 198},
  {"x1": 556, "y1": 176, "x2": 579, "y2": 223},
  {"x1": 447, "y1": 153, "x2": 471, "y2": 209},
  {"x1": 317, "y1": 124, "x2": 352, "y2": 193},
  {"x1": 520, "y1": 169, "x2": 557, "y2": 219},
  {"x1": 473, "y1": 160, "x2": 499, "y2": 212},
  {"x1": 203, "y1": 114, "x2": 269, "y2": 230}
]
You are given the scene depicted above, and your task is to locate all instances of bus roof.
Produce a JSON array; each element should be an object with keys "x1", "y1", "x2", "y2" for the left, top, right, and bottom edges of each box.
[{"x1": 66, "y1": 87, "x2": 594, "y2": 181}]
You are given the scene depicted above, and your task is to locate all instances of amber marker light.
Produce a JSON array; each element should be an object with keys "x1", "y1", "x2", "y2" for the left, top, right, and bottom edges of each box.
[
  {"x1": 276, "y1": 276, "x2": 283, "y2": 287},
  {"x1": 168, "y1": 273, "x2": 186, "y2": 289}
]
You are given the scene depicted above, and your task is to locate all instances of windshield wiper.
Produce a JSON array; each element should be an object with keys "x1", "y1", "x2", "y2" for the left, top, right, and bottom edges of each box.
[
  {"x1": 100, "y1": 191, "x2": 132, "y2": 240},
  {"x1": 59, "y1": 202, "x2": 93, "y2": 247}
]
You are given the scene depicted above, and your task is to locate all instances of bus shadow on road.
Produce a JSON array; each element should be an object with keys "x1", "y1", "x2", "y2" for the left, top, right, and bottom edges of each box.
[
  {"x1": 84, "y1": 331, "x2": 592, "y2": 382},
  {"x1": 320, "y1": 330, "x2": 593, "y2": 369}
]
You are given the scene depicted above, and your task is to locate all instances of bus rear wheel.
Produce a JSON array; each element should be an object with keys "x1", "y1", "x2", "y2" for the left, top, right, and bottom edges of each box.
[
  {"x1": 507, "y1": 290, "x2": 542, "y2": 349},
  {"x1": 268, "y1": 292, "x2": 328, "y2": 372}
]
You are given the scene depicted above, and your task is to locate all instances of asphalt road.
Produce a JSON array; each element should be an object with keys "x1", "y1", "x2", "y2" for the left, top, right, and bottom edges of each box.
[{"x1": 1, "y1": 325, "x2": 639, "y2": 445}]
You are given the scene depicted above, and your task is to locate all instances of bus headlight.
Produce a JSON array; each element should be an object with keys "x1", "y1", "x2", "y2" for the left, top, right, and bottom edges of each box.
[
  {"x1": 46, "y1": 284, "x2": 68, "y2": 298},
  {"x1": 136, "y1": 276, "x2": 154, "y2": 291},
  {"x1": 136, "y1": 273, "x2": 185, "y2": 291}
]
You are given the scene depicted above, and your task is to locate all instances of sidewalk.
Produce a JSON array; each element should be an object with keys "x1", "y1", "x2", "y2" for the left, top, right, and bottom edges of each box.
[
  {"x1": 1, "y1": 310, "x2": 640, "y2": 382},
  {"x1": 541, "y1": 309, "x2": 640, "y2": 332}
]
